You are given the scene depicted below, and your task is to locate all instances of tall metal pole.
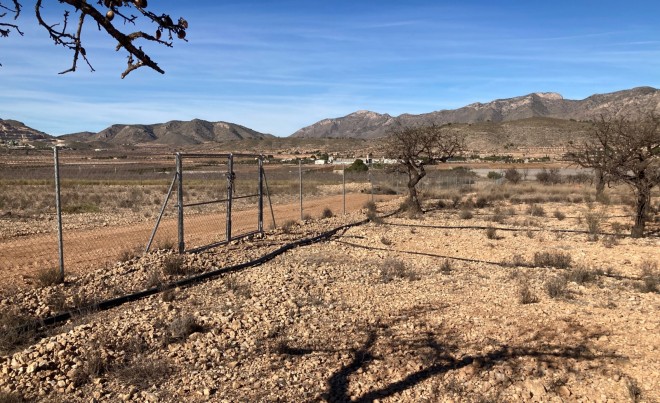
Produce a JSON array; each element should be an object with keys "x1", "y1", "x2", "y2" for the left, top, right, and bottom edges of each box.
[
  {"x1": 53, "y1": 146, "x2": 64, "y2": 281},
  {"x1": 257, "y1": 156, "x2": 264, "y2": 233},
  {"x1": 299, "y1": 160, "x2": 303, "y2": 221},
  {"x1": 226, "y1": 154, "x2": 234, "y2": 241},
  {"x1": 342, "y1": 164, "x2": 346, "y2": 215},
  {"x1": 176, "y1": 153, "x2": 185, "y2": 254}
]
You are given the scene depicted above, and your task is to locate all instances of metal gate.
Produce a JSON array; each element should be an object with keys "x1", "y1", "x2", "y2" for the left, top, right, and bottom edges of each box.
[{"x1": 147, "y1": 153, "x2": 264, "y2": 254}]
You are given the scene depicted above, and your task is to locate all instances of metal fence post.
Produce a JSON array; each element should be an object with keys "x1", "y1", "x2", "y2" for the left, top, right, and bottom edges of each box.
[
  {"x1": 226, "y1": 154, "x2": 234, "y2": 241},
  {"x1": 263, "y1": 166, "x2": 276, "y2": 229},
  {"x1": 299, "y1": 159, "x2": 303, "y2": 221},
  {"x1": 258, "y1": 156, "x2": 264, "y2": 233},
  {"x1": 343, "y1": 164, "x2": 346, "y2": 215},
  {"x1": 369, "y1": 171, "x2": 374, "y2": 203},
  {"x1": 176, "y1": 153, "x2": 185, "y2": 254},
  {"x1": 53, "y1": 146, "x2": 65, "y2": 281}
]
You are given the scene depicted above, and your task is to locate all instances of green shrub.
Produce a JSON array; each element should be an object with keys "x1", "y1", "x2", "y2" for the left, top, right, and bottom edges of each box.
[
  {"x1": 346, "y1": 159, "x2": 369, "y2": 172},
  {"x1": 504, "y1": 168, "x2": 522, "y2": 184},
  {"x1": 487, "y1": 171, "x2": 503, "y2": 180}
]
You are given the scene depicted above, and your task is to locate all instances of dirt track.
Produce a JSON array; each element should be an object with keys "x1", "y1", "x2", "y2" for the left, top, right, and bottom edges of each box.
[{"x1": 1, "y1": 193, "x2": 394, "y2": 290}]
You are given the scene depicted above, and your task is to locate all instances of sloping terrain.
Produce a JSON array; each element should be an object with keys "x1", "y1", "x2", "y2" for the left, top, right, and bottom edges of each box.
[
  {"x1": 291, "y1": 87, "x2": 660, "y2": 139},
  {"x1": 61, "y1": 119, "x2": 274, "y2": 146},
  {"x1": 0, "y1": 119, "x2": 53, "y2": 143},
  {"x1": 1, "y1": 191, "x2": 658, "y2": 402}
]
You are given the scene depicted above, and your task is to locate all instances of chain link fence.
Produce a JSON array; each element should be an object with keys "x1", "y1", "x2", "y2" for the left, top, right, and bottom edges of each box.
[{"x1": 1, "y1": 150, "x2": 489, "y2": 290}]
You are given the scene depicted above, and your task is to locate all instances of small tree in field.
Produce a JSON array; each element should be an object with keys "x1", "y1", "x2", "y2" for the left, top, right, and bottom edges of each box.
[
  {"x1": 0, "y1": 0, "x2": 188, "y2": 77},
  {"x1": 504, "y1": 168, "x2": 522, "y2": 184},
  {"x1": 568, "y1": 112, "x2": 660, "y2": 237},
  {"x1": 385, "y1": 124, "x2": 465, "y2": 212}
]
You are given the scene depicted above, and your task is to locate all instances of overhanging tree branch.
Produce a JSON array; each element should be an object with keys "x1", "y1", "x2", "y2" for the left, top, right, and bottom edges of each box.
[{"x1": 1, "y1": 0, "x2": 188, "y2": 77}]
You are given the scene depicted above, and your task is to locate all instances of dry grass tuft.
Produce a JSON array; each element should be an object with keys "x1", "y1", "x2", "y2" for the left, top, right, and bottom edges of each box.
[
  {"x1": 533, "y1": 251, "x2": 572, "y2": 269},
  {"x1": 440, "y1": 259, "x2": 453, "y2": 274},
  {"x1": 162, "y1": 255, "x2": 187, "y2": 276},
  {"x1": 564, "y1": 267, "x2": 597, "y2": 284},
  {"x1": 636, "y1": 260, "x2": 659, "y2": 293},
  {"x1": 166, "y1": 314, "x2": 205, "y2": 343},
  {"x1": 545, "y1": 276, "x2": 570, "y2": 299},
  {"x1": 380, "y1": 258, "x2": 418, "y2": 282},
  {"x1": 0, "y1": 309, "x2": 37, "y2": 355},
  {"x1": 518, "y1": 280, "x2": 539, "y2": 304},
  {"x1": 321, "y1": 207, "x2": 334, "y2": 218},
  {"x1": 35, "y1": 267, "x2": 64, "y2": 287}
]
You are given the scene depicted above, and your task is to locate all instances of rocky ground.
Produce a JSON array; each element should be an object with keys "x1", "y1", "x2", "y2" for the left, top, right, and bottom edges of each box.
[{"x1": 0, "y1": 191, "x2": 658, "y2": 402}]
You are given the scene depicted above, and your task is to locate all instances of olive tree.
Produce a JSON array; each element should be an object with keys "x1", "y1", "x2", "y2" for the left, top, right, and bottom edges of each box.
[
  {"x1": 0, "y1": 0, "x2": 188, "y2": 77},
  {"x1": 568, "y1": 112, "x2": 660, "y2": 237},
  {"x1": 385, "y1": 124, "x2": 465, "y2": 212}
]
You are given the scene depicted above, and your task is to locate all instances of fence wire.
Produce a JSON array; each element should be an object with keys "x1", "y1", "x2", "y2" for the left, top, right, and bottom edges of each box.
[
  {"x1": 2, "y1": 150, "x2": 494, "y2": 291},
  {"x1": 0, "y1": 158, "x2": 58, "y2": 282}
]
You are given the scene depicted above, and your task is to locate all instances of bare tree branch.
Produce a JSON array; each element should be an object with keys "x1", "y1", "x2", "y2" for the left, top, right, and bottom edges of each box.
[
  {"x1": 1, "y1": 0, "x2": 188, "y2": 77},
  {"x1": 0, "y1": 0, "x2": 23, "y2": 47},
  {"x1": 385, "y1": 124, "x2": 465, "y2": 211},
  {"x1": 567, "y1": 112, "x2": 660, "y2": 237}
]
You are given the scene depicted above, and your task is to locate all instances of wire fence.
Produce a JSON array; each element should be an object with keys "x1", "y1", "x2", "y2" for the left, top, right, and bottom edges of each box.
[{"x1": 0, "y1": 149, "x2": 488, "y2": 291}]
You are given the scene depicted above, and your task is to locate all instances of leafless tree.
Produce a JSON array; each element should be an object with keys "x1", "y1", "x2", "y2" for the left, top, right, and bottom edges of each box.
[
  {"x1": 385, "y1": 124, "x2": 465, "y2": 212},
  {"x1": 0, "y1": 0, "x2": 188, "y2": 78},
  {"x1": 568, "y1": 112, "x2": 660, "y2": 237}
]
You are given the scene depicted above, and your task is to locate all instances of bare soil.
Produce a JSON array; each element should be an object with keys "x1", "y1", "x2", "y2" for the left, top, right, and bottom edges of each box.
[
  {"x1": 0, "y1": 193, "x2": 658, "y2": 402},
  {"x1": 0, "y1": 193, "x2": 394, "y2": 291}
]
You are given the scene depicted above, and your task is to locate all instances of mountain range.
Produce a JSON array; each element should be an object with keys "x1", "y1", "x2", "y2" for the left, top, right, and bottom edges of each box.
[
  {"x1": 1, "y1": 87, "x2": 658, "y2": 148},
  {"x1": 290, "y1": 86, "x2": 660, "y2": 139},
  {"x1": 61, "y1": 119, "x2": 274, "y2": 146}
]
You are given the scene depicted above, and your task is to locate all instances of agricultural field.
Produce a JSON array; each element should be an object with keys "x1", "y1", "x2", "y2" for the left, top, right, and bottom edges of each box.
[{"x1": 0, "y1": 173, "x2": 658, "y2": 402}]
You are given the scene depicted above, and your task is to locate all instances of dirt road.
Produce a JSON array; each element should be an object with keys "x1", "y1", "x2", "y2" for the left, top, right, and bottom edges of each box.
[{"x1": 1, "y1": 193, "x2": 395, "y2": 289}]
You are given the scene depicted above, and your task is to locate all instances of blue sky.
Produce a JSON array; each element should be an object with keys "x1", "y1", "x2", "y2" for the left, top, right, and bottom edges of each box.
[{"x1": 1, "y1": 0, "x2": 659, "y2": 137}]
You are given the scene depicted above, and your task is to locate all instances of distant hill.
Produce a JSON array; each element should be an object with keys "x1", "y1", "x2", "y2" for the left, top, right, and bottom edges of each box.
[
  {"x1": 61, "y1": 119, "x2": 274, "y2": 146},
  {"x1": 0, "y1": 119, "x2": 53, "y2": 143},
  {"x1": 291, "y1": 87, "x2": 660, "y2": 139}
]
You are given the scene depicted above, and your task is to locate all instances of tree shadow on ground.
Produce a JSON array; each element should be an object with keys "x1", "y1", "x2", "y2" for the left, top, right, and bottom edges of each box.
[{"x1": 318, "y1": 308, "x2": 621, "y2": 403}]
